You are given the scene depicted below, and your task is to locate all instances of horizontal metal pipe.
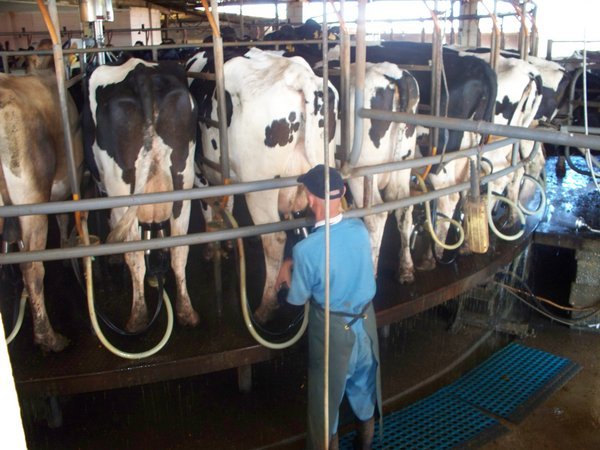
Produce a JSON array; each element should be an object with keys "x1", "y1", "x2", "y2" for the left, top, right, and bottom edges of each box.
[
  {"x1": 359, "y1": 109, "x2": 600, "y2": 150},
  {"x1": 560, "y1": 126, "x2": 600, "y2": 135},
  {"x1": 0, "y1": 138, "x2": 517, "y2": 218},
  {"x1": 0, "y1": 159, "x2": 526, "y2": 266}
]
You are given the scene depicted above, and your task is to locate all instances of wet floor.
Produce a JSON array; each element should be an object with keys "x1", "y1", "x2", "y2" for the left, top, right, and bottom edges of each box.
[
  {"x1": 7, "y1": 153, "x2": 600, "y2": 449},
  {"x1": 17, "y1": 307, "x2": 600, "y2": 449}
]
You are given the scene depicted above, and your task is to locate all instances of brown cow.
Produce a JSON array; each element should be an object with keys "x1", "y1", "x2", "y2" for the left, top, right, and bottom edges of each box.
[{"x1": 0, "y1": 63, "x2": 83, "y2": 352}]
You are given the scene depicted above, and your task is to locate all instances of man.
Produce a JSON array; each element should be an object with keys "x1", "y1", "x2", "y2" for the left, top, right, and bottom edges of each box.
[{"x1": 277, "y1": 165, "x2": 382, "y2": 450}]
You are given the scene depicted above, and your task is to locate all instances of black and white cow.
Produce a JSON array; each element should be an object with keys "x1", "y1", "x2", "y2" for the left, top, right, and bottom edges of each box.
[
  {"x1": 325, "y1": 41, "x2": 497, "y2": 277},
  {"x1": 0, "y1": 68, "x2": 83, "y2": 351},
  {"x1": 463, "y1": 48, "x2": 572, "y2": 124},
  {"x1": 425, "y1": 51, "x2": 545, "y2": 258},
  {"x1": 342, "y1": 62, "x2": 420, "y2": 283},
  {"x1": 190, "y1": 48, "x2": 338, "y2": 324},
  {"x1": 84, "y1": 57, "x2": 199, "y2": 332}
]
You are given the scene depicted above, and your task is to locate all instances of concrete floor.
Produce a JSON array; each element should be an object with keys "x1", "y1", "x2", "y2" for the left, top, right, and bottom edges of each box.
[
  {"x1": 481, "y1": 320, "x2": 600, "y2": 449},
  {"x1": 19, "y1": 303, "x2": 600, "y2": 450}
]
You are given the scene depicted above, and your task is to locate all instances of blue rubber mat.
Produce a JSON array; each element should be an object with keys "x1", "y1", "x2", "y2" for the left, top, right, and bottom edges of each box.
[
  {"x1": 445, "y1": 343, "x2": 581, "y2": 423},
  {"x1": 339, "y1": 390, "x2": 506, "y2": 450},
  {"x1": 339, "y1": 343, "x2": 579, "y2": 449}
]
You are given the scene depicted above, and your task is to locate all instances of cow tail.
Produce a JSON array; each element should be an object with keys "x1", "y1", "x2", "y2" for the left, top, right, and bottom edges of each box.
[
  {"x1": 0, "y1": 160, "x2": 22, "y2": 245},
  {"x1": 107, "y1": 205, "x2": 139, "y2": 243},
  {"x1": 480, "y1": 63, "x2": 498, "y2": 123},
  {"x1": 397, "y1": 72, "x2": 420, "y2": 117},
  {"x1": 391, "y1": 72, "x2": 420, "y2": 161}
]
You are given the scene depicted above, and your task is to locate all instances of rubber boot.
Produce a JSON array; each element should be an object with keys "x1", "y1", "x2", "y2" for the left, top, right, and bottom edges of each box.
[
  {"x1": 329, "y1": 432, "x2": 339, "y2": 450},
  {"x1": 353, "y1": 416, "x2": 374, "y2": 450}
]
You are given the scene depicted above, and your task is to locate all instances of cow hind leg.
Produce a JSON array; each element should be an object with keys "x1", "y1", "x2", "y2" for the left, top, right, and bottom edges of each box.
[
  {"x1": 395, "y1": 205, "x2": 415, "y2": 284},
  {"x1": 124, "y1": 249, "x2": 149, "y2": 333},
  {"x1": 245, "y1": 191, "x2": 285, "y2": 325},
  {"x1": 170, "y1": 200, "x2": 199, "y2": 327},
  {"x1": 347, "y1": 177, "x2": 387, "y2": 276},
  {"x1": 20, "y1": 215, "x2": 69, "y2": 352}
]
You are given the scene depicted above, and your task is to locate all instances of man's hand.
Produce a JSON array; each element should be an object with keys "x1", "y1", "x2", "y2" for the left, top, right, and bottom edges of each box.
[{"x1": 275, "y1": 258, "x2": 293, "y2": 290}]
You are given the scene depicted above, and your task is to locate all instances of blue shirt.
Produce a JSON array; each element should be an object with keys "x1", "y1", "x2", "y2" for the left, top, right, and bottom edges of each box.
[{"x1": 287, "y1": 216, "x2": 376, "y2": 314}]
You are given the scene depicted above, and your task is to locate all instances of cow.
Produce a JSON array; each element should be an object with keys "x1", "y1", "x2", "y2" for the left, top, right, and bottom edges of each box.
[
  {"x1": 462, "y1": 48, "x2": 572, "y2": 124},
  {"x1": 341, "y1": 62, "x2": 420, "y2": 283},
  {"x1": 0, "y1": 64, "x2": 83, "y2": 351},
  {"x1": 190, "y1": 48, "x2": 338, "y2": 324},
  {"x1": 323, "y1": 41, "x2": 497, "y2": 278},
  {"x1": 83, "y1": 57, "x2": 199, "y2": 333},
  {"x1": 419, "y1": 50, "x2": 545, "y2": 260}
]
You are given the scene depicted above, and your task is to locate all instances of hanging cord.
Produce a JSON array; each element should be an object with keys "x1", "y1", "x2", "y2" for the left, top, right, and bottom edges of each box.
[
  {"x1": 581, "y1": 35, "x2": 600, "y2": 192},
  {"x1": 215, "y1": 204, "x2": 309, "y2": 349},
  {"x1": 564, "y1": 147, "x2": 600, "y2": 177},
  {"x1": 494, "y1": 270, "x2": 600, "y2": 327},
  {"x1": 5, "y1": 290, "x2": 27, "y2": 345},
  {"x1": 1, "y1": 227, "x2": 28, "y2": 344}
]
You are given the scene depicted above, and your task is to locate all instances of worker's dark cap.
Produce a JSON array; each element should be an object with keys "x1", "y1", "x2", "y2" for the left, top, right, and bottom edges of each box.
[{"x1": 297, "y1": 164, "x2": 344, "y2": 199}]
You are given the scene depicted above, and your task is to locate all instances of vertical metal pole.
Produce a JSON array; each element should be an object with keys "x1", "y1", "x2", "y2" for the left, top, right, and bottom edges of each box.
[
  {"x1": 240, "y1": 0, "x2": 245, "y2": 39},
  {"x1": 321, "y1": 3, "x2": 331, "y2": 447},
  {"x1": 430, "y1": 4, "x2": 442, "y2": 158},
  {"x1": 347, "y1": 0, "x2": 367, "y2": 168},
  {"x1": 529, "y1": 3, "x2": 538, "y2": 57},
  {"x1": 94, "y1": 20, "x2": 106, "y2": 65},
  {"x1": 210, "y1": 0, "x2": 230, "y2": 181},
  {"x1": 340, "y1": 0, "x2": 351, "y2": 163},
  {"x1": 48, "y1": 0, "x2": 80, "y2": 201},
  {"x1": 546, "y1": 40, "x2": 553, "y2": 61}
]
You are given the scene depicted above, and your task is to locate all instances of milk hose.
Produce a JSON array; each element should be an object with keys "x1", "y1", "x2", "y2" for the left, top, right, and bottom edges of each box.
[
  {"x1": 487, "y1": 190, "x2": 526, "y2": 241},
  {"x1": 518, "y1": 174, "x2": 547, "y2": 216},
  {"x1": 2, "y1": 241, "x2": 27, "y2": 344},
  {"x1": 415, "y1": 174, "x2": 465, "y2": 251},
  {"x1": 218, "y1": 206, "x2": 309, "y2": 349},
  {"x1": 81, "y1": 218, "x2": 174, "y2": 359},
  {"x1": 5, "y1": 289, "x2": 27, "y2": 345}
]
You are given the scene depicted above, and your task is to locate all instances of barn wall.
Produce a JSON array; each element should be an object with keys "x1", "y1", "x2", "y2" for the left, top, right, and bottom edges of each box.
[
  {"x1": 127, "y1": 6, "x2": 162, "y2": 47},
  {"x1": 0, "y1": 6, "x2": 162, "y2": 51},
  {"x1": 1, "y1": 10, "x2": 82, "y2": 50}
]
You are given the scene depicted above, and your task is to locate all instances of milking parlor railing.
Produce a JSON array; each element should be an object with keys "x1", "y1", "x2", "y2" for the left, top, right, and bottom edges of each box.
[
  {"x1": 3, "y1": 0, "x2": 600, "y2": 267},
  {"x1": 2, "y1": 111, "x2": 600, "y2": 266}
]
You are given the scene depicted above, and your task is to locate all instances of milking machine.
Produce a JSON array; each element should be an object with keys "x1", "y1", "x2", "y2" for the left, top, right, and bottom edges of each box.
[
  {"x1": 212, "y1": 203, "x2": 310, "y2": 350},
  {"x1": 463, "y1": 159, "x2": 490, "y2": 254},
  {"x1": 78, "y1": 215, "x2": 175, "y2": 359},
  {"x1": 413, "y1": 173, "x2": 465, "y2": 253},
  {"x1": 0, "y1": 218, "x2": 28, "y2": 345}
]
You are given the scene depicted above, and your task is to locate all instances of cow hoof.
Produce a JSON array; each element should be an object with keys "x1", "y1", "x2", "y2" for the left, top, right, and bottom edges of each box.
[
  {"x1": 416, "y1": 258, "x2": 436, "y2": 272},
  {"x1": 177, "y1": 309, "x2": 200, "y2": 327},
  {"x1": 36, "y1": 333, "x2": 70, "y2": 353},
  {"x1": 397, "y1": 271, "x2": 415, "y2": 284},
  {"x1": 253, "y1": 302, "x2": 279, "y2": 325}
]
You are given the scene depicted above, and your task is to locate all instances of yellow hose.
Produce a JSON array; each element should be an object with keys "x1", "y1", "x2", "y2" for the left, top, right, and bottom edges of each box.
[
  {"x1": 518, "y1": 175, "x2": 547, "y2": 216},
  {"x1": 487, "y1": 190, "x2": 526, "y2": 241},
  {"x1": 5, "y1": 289, "x2": 27, "y2": 344},
  {"x1": 81, "y1": 218, "x2": 174, "y2": 359},
  {"x1": 219, "y1": 207, "x2": 309, "y2": 349},
  {"x1": 415, "y1": 174, "x2": 465, "y2": 250}
]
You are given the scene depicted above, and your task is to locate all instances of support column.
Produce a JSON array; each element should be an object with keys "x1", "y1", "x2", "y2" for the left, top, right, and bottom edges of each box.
[
  {"x1": 458, "y1": 0, "x2": 479, "y2": 48},
  {"x1": 287, "y1": 1, "x2": 303, "y2": 25}
]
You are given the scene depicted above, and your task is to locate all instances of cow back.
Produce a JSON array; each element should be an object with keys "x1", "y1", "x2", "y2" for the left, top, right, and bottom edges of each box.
[{"x1": 85, "y1": 58, "x2": 197, "y2": 233}]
